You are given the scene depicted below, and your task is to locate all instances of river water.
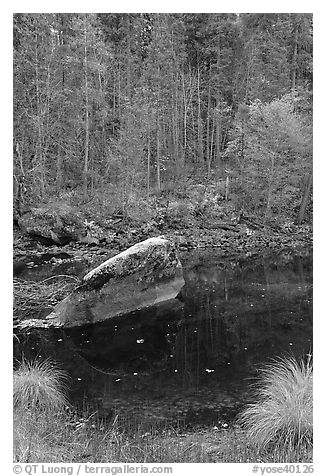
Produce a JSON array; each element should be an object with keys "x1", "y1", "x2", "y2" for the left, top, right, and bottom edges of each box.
[{"x1": 14, "y1": 249, "x2": 313, "y2": 430}]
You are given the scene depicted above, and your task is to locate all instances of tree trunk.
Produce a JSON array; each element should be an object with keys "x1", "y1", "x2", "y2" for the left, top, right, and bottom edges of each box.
[
  {"x1": 206, "y1": 62, "x2": 212, "y2": 172},
  {"x1": 14, "y1": 143, "x2": 26, "y2": 215},
  {"x1": 57, "y1": 13, "x2": 66, "y2": 191},
  {"x1": 117, "y1": 54, "x2": 121, "y2": 121},
  {"x1": 297, "y1": 172, "x2": 312, "y2": 225},
  {"x1": 181, "y1": 72, "x2": 192, "y2": 168},
  {"x1": 265, "y1": 153, "x2": 275, "y2": 222},
  {"x1": 126, "y1": 15, "x2": 132, "y2": 137},
  {"x1": 100, "y1": 78, "x2": 107, "y2": 162},
  {"x1": 215, "y1": 105, "x2": 221, "y2": 172},
  {"x1": 225, "y1": 174, "x2": 230, "y2": 201},
  {"x1": 112, "y1": 74, "x2": 116, "y2": 136},
  {"x1": 197, "y1": 65, "x2": 204, "y2": 164},
  {"x1": 156, "y1": 115, "x2": 161, "y2": 192},
  {"x1": 35, "y1": 35, "x2": 45, "y2": 196},
  {"x1": 183, "y1": 78, "x2": 187, "y2": 167},
  {"x1": 291, "y1": 18, "x2": 299, "y2": 90},
  {"x1": 60, "y1": 14, "x2": 66, "y2": 88},
  {"x1": 147, "y1": 132, "x2": 151, "y2": 199},
  {"x1": 215, "y1": 41, "x2": 221, "y2": 173},
  {"x1": 56, "y1": 146, "x2": 63, "y2": 192},
  {"x1": 83, "y1": 15, "x2": 90, "y2": 197},
  {"x1": 208, "y1": 113, "x2": 215, "y2": 174},
  {"x1": 173, "y1": 79, "x2": 180, "y2": 163}
]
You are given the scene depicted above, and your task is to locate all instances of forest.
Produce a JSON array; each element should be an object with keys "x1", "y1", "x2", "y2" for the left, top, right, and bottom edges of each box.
[{"x1": 13, "y1": 13, "x2": 313, "y2": 238}]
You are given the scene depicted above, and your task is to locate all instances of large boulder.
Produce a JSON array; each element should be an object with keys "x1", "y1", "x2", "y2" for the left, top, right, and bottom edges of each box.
[
  {"x1": 18, "y1": 236, "x2": 185, "y2": 329},
  {"x1": 18, "y1": 203, "x2": 84, "y2": 245}
]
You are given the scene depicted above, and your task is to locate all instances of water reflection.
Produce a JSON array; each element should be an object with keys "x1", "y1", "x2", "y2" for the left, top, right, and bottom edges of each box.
[{"x1": 14, "y1": 251, "x2": 312, "y2": 428}]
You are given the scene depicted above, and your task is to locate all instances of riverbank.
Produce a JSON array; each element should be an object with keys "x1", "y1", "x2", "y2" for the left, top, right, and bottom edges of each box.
[
  {"x1": 13, "y1": 217, "x2": 312, "y2": 276},
  {"x1": 14, "y1": 350, "x2": 313, "y2": 463},
  {"x1": 13, "y1": 187, "x2": 312, "y2": 264},
  {"x1": 14, "y1": 341, "x2": 313, "y2": 464}
]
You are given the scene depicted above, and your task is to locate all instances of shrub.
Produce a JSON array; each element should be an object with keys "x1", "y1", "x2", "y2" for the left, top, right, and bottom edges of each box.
[
  {"x1": 238, "y1": 355, "x2": 313, "y2": 451},
  {"x1": 157, "y1": 201, "x2": 194, "y2": 229},
  {"x1": 14, "y1": 358, "x2": 69, "y2": 414}
]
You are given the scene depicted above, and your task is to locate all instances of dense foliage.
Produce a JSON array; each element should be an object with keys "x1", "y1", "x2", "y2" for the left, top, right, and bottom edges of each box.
[{"x1": 13, "y1": 13, "x2": 313, "y2": 225}]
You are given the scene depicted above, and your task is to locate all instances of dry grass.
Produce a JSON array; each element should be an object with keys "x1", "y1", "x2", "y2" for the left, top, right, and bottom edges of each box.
[
  {"x1": 238, "y1": 355, "x2": 313, "y2": 452},
  {"x1": 14, "y1": 358, "x2": 69, "y2": 413},
  {"x1": 14, "y1": 407, "x2": 212, "y2": 463},
  {"x1": 13, "y1": 276, "x2": 78, "y2": 322},
  {"x1": 14, "y1": 411, "x2": 312, "y2": 463}
]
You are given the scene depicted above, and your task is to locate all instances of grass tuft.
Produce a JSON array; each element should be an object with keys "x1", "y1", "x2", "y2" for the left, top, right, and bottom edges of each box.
[
  {"x1": 14, "y1": 358, "x2": 69, "y2": 414},
  {"x1": 238, "y1": 354, "x2": 313, "y2": 452}
]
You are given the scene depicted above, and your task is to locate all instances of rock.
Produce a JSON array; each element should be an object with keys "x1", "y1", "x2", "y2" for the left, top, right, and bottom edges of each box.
[
  {"x1": 78, "y1": 235, "x2": 100, "y2": 246},
  {"x1": 18, "y1": 236, "x2": 185, "y2": 329},
  {"x1": 18, "y1": 204, "x2": 84, "y2": 246},
  {"x1": 13, "y1": 260, "x2": 27, "y2": 276}
]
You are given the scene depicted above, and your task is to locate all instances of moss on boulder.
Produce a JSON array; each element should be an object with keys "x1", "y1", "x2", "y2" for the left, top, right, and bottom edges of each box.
[{"x1": 18, "y1": 237, "x2": 185, "y2": 329}]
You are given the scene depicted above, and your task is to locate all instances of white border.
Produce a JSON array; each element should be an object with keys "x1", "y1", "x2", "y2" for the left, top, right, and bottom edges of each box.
[{"x1": 3, "y1": 3, "x2": 324, "y2": 473}]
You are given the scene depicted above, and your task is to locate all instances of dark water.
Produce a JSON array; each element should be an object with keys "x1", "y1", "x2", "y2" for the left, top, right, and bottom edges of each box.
[{"x1": 14, "y1": 249, "x2": 313, "y2": 429}]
